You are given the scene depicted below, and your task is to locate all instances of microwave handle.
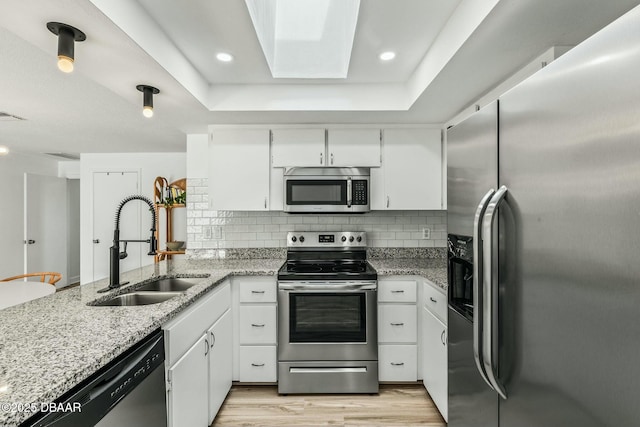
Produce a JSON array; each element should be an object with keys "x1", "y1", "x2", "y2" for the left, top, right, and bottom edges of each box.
[{"x1": 347, "y1": 177, "x2": 352, "y2": 208}]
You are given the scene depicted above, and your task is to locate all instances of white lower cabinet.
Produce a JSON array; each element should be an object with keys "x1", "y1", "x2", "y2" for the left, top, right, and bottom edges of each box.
[
  {"x1": 208, "y1": 310, "x2": 233, "y2": 423},
  {"x1": 239, "y1": 346, "x2": 278, "y2": 382},
  {"x1": 379, "y1": 344, "x2": 418, "y2": 382},
  {"x1": 378, "y1": 278, "x2": 418, "y2": 382},
  {"x1": 233, "y1": 276, "x2": 278, "y2": 383},
  {"x1": 164, "y1": 281, "x2": 232, "y2": 426},
  {"x1": 167, "y1": 335, "x2": 209, "y2": 427},
  {"x1": 422, "y1": 281, "x2": 448, "y2": 422}
]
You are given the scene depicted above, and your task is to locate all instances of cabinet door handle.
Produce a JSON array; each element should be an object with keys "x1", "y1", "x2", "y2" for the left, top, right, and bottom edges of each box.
[
  {"x1": 251, "y1": 323, "x2": 265, "y2": 327},
  {"x1": 320, "y1": 152, "x2": 323, "y2": 165},
  {"x1": 386, "y1": 196, "x2": 390, "y2": 208},
  {"x1": 93, "y1": 239, "x2": 100, "y2": 244},
  {"x1": 391, "y1": 362, "x2": 405, "y2": 366},
  {"x1": 390, "y1": 322, "x2": 404, "y2": 326},
  {"x1": 210, "y1": 331, "x2": 216, "y2": 348},
  {"x1": 251, "y1": 363, "x2": 265, "y2": 367},
  {"x1": 264, "y1": 197, "x2": 267, "y2": 209},
  {"x1": 441, "y1": 330, "x2": 446, "y2": 345},
  {"x1": 251, "y1": 290, "x2": 265, "y2": 294},
  {"x1": 204, "y1": 338, "x2": 209, "y2": 356},
  {"x1": 391, "y1": 290, "x2": 405, "y2": 293},
  {"x1": 330, "y1": 153, "x2": 334, "y2": 165},
  {"x1": 430, "y1": 297, "x2": 437, "y2": 303}
]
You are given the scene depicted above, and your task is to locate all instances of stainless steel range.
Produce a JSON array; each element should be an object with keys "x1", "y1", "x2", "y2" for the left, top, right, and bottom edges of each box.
[{"x1": 277, "y1": 231, "x2": 379, "y2": 394}]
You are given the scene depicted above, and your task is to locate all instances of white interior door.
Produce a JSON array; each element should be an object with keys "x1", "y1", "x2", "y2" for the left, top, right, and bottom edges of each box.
[
  {"x1": 92, "y1": 172, "x2": 140, "y2": 282},
  {"x1": 25, "y1": 173, "x2": 68, "y2": 288}
]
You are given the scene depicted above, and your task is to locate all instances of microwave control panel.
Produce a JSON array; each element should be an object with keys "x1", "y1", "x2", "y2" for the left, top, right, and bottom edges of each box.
[{"x1": 352, "y1": 180, "x2": 368, "y2": 205}]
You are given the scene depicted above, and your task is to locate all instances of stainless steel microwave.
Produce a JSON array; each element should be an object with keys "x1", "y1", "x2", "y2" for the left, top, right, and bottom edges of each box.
[{"x1": 283, "y1": 167, "x2": 370, "y2": 213}]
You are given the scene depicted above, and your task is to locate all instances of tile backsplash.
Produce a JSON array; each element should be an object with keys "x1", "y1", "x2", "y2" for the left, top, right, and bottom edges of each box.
[{"x1": 186, "y1": 179, "x2": 446, "y2": 256}]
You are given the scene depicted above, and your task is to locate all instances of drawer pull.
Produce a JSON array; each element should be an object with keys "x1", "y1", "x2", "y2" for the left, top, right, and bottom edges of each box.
[
  {"x1": 430, "y1": 297, "x2": 437, "y2": 303},
  {"x1": 251, "y1": 363, "x2": 265, "y2": 367},
  {"x1": 391, "y1": 290, "x2": 405, "y2": 293},
  {"x1": 390, "y1": 362, "x2": 405, "y2": 366},
  {"x1": 251, "y1": 290, "x2": 266, "y2": 294},
  {"x1": 251, "y1": 323, "x2": 266, "y2": 327},
  {"x1": 390, "y1": 322, "x2": 405, "y2": 326}
]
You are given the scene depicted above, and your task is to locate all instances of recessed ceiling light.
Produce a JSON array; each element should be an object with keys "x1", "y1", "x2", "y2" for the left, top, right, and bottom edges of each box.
[
  {"x1": 216, "y1": 53, "x2": 234, "y2": 62},
  {"x1": 379, "y1": 51, "x2": 396, "y2": 61},
  {"x1": 0, "y1": 146, "x2": 9, "y2": 156}
]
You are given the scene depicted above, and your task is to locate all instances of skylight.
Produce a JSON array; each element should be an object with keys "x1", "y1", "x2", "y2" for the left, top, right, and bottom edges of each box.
[{"x1": 245, "y1": 0, "x2": 360, "y2": 79}]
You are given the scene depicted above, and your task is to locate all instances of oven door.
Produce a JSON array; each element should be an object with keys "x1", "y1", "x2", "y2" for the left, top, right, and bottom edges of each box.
[{"x1": 278, "y1": 281, "x2": 378, "y2": 361}]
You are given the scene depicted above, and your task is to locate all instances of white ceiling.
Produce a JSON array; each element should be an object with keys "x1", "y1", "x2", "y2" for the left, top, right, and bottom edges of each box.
[{"x1": 0, "y1": 0, "x2": 638, "y2": 156}]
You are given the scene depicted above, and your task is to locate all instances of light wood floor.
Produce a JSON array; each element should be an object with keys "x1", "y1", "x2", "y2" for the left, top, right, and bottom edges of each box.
[{"x1": 211, "y1": 384, "x2": 446, "y2": 427}]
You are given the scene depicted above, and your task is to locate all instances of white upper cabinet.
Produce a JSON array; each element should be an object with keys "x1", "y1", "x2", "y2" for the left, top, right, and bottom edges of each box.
[
  {"x1": 271, "y1": 128, "x2": 325, "y2": 167},
  {"x1": 371, "y1": 128, "x2": 443, "y2": 210},
  {"x1": 326, "y1": 129, "x2": 381, "y2": 167},
  {"x1": 271, "y1": 128, "x2": 381, "y2": 167},
  {"x1": 209, "y1": 128, "x2": 270, "y2": 210}
]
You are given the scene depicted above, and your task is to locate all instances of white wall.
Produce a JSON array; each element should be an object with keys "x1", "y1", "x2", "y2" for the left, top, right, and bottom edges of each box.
[
  {"x1": 0, "y1": 152, "x2": 59, "y2": 280},
  {"x1": 79, "y1": 153, "x2": 186, "y2": 284},
  {"x1": 67, "y1": 179, "x2": 80, "y2": 284}
]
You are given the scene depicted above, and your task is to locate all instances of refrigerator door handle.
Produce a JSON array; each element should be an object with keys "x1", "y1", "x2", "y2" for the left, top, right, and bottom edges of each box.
[
  {"x1": 481, "y1": 185, "x2": 509, "y2": 400},
  {"x1": 473, "y1": 188, "x2": 496, "y2": 390}
]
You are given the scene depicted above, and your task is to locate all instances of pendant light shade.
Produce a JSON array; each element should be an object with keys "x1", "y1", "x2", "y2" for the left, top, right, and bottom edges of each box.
[
  {"x1": 136, "y1": 85, "x2": 160, "y2": 118},
  {"x1": 47, "y1": 22, "x2": 86, "y2": 73}
]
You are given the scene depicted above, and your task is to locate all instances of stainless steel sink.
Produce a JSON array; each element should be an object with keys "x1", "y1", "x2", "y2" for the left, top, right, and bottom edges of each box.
[
  {"x1": 135, "y1": 277, "x2": 198, "y2": 292},
  {"x1": 92, "y1": 291, "x2": 181, "y2": 306}
]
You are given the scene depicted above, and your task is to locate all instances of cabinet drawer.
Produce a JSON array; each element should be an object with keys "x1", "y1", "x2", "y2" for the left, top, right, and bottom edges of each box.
[
  {"x1": 239, "y1": 305, "x2": 277, "y2": 344},
  {"x1": 379, "y1": 345, "x2": 417, "y2": 382},
  {"x1": 423, "y1": 281, "x2": 447, "y2": 324},
  {"x1": 378, "y1": 305, "x2": 417, "y2": 343},
  {"x1": 164, "y1": 281, "x2": 231, "y2": 366},
  {"x1": 237, "y1": 277, "x2": 277, "y2": 303},
  {"x1": 378, "y1": 280, "x2": 417, "y2": 303},
  {"x1": 239, "y1": 346, "x2": 277, "y2": 382}
]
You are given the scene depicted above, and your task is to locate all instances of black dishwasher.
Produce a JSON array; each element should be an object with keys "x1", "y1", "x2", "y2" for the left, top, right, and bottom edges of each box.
[{"x1": 23, "y1": 329, "x2": 167, "y2": 427}]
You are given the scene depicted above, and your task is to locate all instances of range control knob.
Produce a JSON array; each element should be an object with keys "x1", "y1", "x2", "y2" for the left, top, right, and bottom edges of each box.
[
  {"x1": 349, "y1": 236, "x2": 355, "y2": 242},
  {"x1": 356, "y1": 236, "x2": 362, "y2": 242},
  {"x1": 299, "y1": 235, "x2": 305, "y2": 243},
  {"x1": 341, "y1": 236, "x2": 347, "y2": 242},
  {"x1": 291, "y1": 236, "x2": 297, "y2": 242}
]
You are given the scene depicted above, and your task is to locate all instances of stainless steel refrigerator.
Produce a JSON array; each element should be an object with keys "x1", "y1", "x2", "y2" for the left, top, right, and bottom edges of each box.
[{"x1": 446, "y1": 6, "x2": 640, "y2": 426}]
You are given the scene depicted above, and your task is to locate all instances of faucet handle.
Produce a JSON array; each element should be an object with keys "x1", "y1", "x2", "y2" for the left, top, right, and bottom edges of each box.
[{"x1": 148, "y1": 234, "x2": 158, "y2": 256}]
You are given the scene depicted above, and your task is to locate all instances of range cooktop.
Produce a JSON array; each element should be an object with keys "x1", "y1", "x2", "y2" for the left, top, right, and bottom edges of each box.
[{"x1": 278, "y1": 232, "x2": 378, "y2": 281}]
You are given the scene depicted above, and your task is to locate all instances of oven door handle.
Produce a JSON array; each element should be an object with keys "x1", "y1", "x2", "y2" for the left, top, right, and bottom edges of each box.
[{"x1": 278, "y1": 282, "x2": 377, "y2": 291}]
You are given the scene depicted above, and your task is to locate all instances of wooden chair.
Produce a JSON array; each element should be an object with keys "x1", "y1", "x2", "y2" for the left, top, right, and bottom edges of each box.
[{"x1": 0, "y1": 272, "x2": 61, "y2": 287}]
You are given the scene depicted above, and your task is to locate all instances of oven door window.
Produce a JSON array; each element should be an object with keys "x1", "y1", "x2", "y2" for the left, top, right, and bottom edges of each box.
[
  {"x1": 289, "y1": 292, "x2": 366, "y2": 342},
  {"x1": 286, "y1": 180, "x2": 347, "y2": 205}
]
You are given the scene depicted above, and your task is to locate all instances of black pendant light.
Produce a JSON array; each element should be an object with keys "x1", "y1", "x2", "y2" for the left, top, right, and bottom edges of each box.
[
  {"x1": 46, "y1": 22, "x2": 86, "y2": 73},
  {"x1": 136, "y1": 85, "x2": 160, "y2": 118}
]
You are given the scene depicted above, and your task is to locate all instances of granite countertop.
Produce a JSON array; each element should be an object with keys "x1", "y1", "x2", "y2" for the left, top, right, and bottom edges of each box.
[
  {"x1": 369, "y1": 258, "x2": 448, "y2": 291},
  {"x1": 0, "y1": 254, "x2": 447, "y2": 426},
  {"x1": 0, "y1": 258, "x2": 284, "y2": 427}
]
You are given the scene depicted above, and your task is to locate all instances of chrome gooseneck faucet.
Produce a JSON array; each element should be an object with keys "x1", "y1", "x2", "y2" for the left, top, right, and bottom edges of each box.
[{"x1": 98, "y1": 195, "x2": 157, "y2": 293}]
